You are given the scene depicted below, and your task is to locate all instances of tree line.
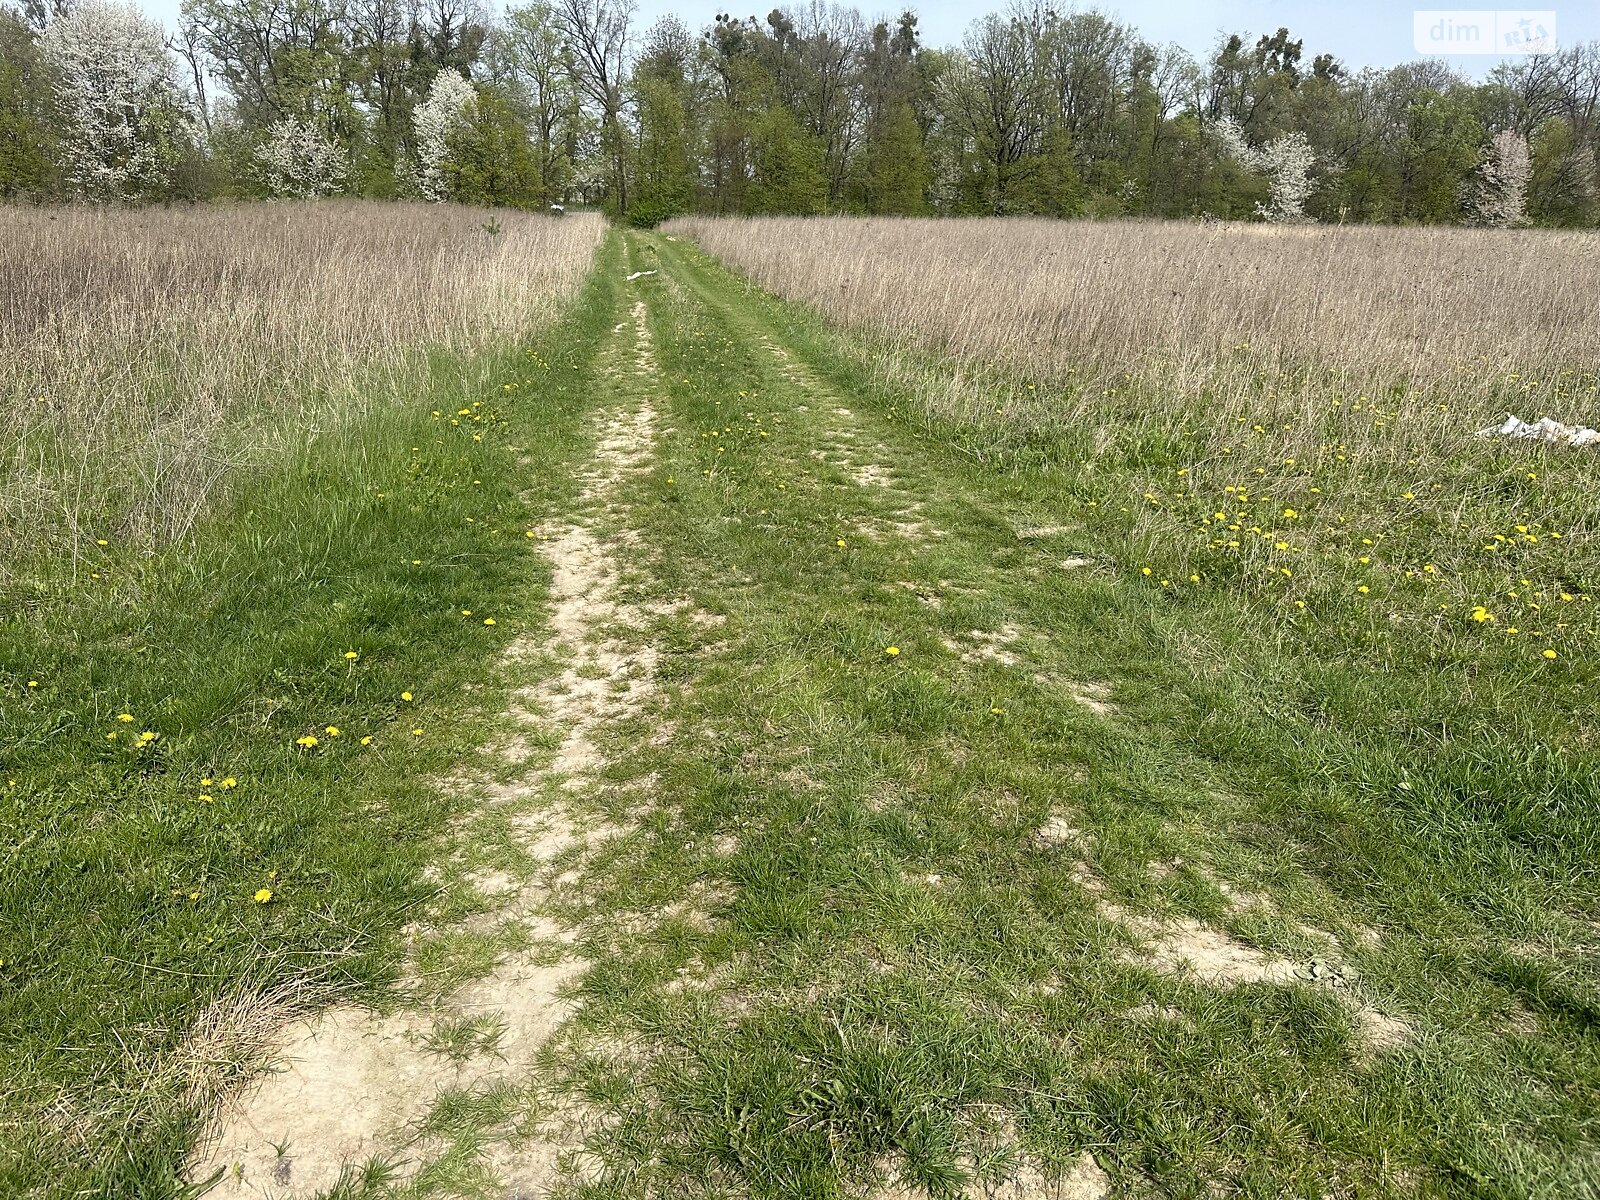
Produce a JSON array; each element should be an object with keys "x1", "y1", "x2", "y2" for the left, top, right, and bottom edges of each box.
[{"x1": 3, "y1": 0, "x2": 1599, "y2": 225}]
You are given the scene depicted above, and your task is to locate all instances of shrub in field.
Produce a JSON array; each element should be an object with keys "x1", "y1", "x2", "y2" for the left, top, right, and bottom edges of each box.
[
  {"x1": 1471, "y1": 129, "x2": 1532, "y2": 228},
  {"x1": 254, "y1": 117, "x2": 350, "y2": 198},
  {"x1": 1214, "y1": 118, "x2": 1319, "y2": 223}
]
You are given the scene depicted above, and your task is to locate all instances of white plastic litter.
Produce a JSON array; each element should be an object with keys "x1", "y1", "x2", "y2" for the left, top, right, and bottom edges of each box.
[
  {"x1": 625, "y1": 269, "x2": 658, "y2": 281},
  {"x1": 1476, "y1": 413, "x2": 1600, "y2": 448}
]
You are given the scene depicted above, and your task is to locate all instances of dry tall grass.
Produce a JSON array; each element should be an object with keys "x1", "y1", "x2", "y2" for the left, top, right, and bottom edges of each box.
[
  {"x1": 669, "y1": 216, "x2": 1599, "y2": 653},
  {"x1": 666, "y1": 216, "x2": 1600, "y2": 431},
  {"x1": 1, "y1": 201, "x2": 603, "y2": 573}
]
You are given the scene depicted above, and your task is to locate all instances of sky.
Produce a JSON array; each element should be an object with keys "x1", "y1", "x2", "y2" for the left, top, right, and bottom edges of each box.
[{"x1": 137, "y1": 0, "x2": 1599, "y2": 77}]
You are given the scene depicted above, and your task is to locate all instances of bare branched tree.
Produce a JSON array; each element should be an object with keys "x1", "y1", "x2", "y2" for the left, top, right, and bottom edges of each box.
[{"x1": 552, "y1": 0, "x2": 632, "y2": 210}]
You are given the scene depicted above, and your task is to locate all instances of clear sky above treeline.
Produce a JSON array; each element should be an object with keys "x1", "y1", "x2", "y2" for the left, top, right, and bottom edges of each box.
[{"x1": 134, "y1": 0, "x2": 1599, "y2": 77}]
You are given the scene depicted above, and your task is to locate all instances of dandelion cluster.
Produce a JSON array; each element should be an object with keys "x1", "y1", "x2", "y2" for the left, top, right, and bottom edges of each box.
[{"x1": 1089, "y1": 405, "x2": 1592, "y2": 666}]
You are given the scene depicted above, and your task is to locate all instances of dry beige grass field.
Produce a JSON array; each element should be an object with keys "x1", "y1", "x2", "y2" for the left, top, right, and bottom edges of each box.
[
  {"x1": 666, "y1": 215, "x2": 1600, "y2": 433},
  {"x1": 0, "y1": 201, "x2": 603, "y2": 574}
]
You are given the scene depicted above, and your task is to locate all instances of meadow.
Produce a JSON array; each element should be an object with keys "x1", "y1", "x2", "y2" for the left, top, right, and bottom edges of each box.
[
  {"x1": 0, "y1": 201, "x2": 606, "y2": 1192},
  {"x1": 0, "y1": 202, "x2": 603, "y2": 574},
  {"x1": 4, "y1": 207, "x2": 1598, "y2": 1198},
  {"x1": 666, "y1": 215, "x2": 1600, "y2": 683}
]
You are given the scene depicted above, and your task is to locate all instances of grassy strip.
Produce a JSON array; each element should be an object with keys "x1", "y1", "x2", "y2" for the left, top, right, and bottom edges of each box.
[
  {"x1": 0, "y1": 233, "x2": 625, "y2": 1197},
  {"x1": 538, "y1": 233, "x2": 1598, "y2": 1198}
]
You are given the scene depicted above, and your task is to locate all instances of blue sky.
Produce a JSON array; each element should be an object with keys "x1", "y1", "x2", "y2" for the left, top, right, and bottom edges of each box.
[{"x1": 139, "y1": 0, "x2": 1597, "y2": 76}]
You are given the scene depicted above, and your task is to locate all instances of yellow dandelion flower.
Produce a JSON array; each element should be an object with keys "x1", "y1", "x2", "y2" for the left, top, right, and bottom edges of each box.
[
  {"x1": 344, "y1": 651, "x2": 359, "y2": 660},
  {"x1": 117, "y1": 713, "x2": 134, "y2": 723},
  {"x1": 400, "y1": 692, "x2": 413, "y2": 702},
  {"x1": 296, "y1": 735, "x2": 319, "y2": 748},
  {"x1": 483, "y1": 617, "x2": 496, "y2": 626},
  {"x1": 220, "y1": 778, "x2": 237, "y2": 789},
  {"x1": 1543, "y1": 649, "x2": 1558, "y2": 659},
  {"x1": 253, "y1": 888, "x2": 274, "y2": 904},
  {"x1": 411, "y1": 727, "x2": 424, "y2": 737},
  {"x1": 885, "y1": 646, "x2": 901, "y2": 656}
]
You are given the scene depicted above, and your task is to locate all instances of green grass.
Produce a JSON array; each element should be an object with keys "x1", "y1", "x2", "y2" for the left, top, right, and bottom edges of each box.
[
  {"x1": 506, "y1": 232, "x2": 1599, "y2": 1198},
  {"x1": 7, "y1": 222, "x2": 1598, "y2": 1198},
  {"x1": 0, "y1": 233, "x2": 628, "y2": 1196}
]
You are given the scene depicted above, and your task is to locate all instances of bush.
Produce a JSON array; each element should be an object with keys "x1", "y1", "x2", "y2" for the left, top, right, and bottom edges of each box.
[{"x1": 627, "y1": 198, "x2": 680, "y2": 228}]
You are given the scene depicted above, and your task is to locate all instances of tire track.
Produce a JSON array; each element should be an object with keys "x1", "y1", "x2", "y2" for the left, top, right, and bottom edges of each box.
[{"x1": 185, "y1": 295, "x2": 664, "y2": 1199}]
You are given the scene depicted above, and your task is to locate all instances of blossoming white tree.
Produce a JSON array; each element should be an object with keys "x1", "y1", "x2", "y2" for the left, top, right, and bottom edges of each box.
[
  {"x1": 254, "y1": 117, "x2": 349, "y2": 198},
  {"x1": 413, "y1": 69, "x2": 477, "y2": 201},
  {"x1": 1214, "y1": 117, "x2": 1319, "y2": 223},
  {"x1": 1471, "y1": 129, "x2": 1531, "y2": 228},
  {"x1": 39, "y1": 0, "x2": 184, "y2": 199}
]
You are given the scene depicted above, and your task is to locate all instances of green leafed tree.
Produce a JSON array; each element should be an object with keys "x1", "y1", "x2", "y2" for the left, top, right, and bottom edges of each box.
[
  {"x1": 748, "y1": 103, "x2": 827, "y2": 214},
  {"x1": 631, "y1": 73, "x2": 694, "y2": 224},
  {"x1": 496, "y1": 1, "x2": 580, "y2": 205},
  {"x1": 1013, "y1": 118, "x2": 1081, "y2": 217},
  {"x1": 0, "y1": 8, "x2": 58, "y2": 197},
  {"x1": 1529, "y1": 116, "x2": 1598, "y2": 227},
  {"x1": 859, "y1": 98, "x2": 927, "y2": 214},
  {"x1": 1393, "y1": 86, "x2": 1483, "y2": 222},
  {"x1": 442, "y1": 84, "x2": 539, "y2": 206}
]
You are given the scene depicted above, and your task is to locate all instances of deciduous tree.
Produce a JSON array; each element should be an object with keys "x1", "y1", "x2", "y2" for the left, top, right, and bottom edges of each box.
[
  {"x1": 40, "y1": 0, "x2": 188, "y2": 199},
  {"x1": 413, "y1": 65, "x2": 475, "y2": 199}
]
